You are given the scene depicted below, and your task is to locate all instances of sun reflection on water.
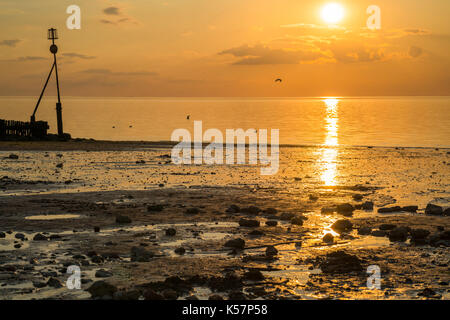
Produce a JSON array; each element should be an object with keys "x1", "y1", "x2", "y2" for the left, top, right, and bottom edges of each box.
[{"x1": 320, "y1": 98, "x2": 340, "y2": 186}]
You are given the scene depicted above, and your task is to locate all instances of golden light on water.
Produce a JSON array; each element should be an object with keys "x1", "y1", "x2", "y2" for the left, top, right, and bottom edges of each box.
[
  {"x1": 320, "y1": 148, "x2": 338, "y2": 186},
  {"x1": 324, "y1": 98, "x2": 339, "y2": 146},
  {"x1": 319, "y1": 98, "x2": 340, "y2": 186}
]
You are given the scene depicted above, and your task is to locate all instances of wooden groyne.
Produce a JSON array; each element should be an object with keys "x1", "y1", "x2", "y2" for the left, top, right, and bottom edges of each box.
[{"x1": 0, "y1": 119, "x2": 49, "y2": 139}]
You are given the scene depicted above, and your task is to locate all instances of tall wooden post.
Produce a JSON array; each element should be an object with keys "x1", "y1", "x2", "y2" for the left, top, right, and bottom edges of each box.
[{"x1": 48, "y1": 28, "x2": 64, "y2": 137}]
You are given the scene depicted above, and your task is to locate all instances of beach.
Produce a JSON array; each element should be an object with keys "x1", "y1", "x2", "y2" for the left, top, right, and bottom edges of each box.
[{"x1": 0, "y1": 141, "x2": 448, "y2": 300}]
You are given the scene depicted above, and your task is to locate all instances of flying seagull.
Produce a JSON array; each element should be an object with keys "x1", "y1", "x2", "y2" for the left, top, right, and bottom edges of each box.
[
  {"x1": 275, "y1": 78, "x2": 282, "y2": 83},
  {"x1": 186, "y1": 115, "x2": 190, "y2": 120}
]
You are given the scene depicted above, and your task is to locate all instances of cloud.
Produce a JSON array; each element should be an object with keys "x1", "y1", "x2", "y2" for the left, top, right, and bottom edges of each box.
[
  {"x1": 100, "y1": 5, "x2": 139, "y2": 26},
  {"x1": 103, "y1": 6, "x2": 121, "y2": 15},
  {"x1": 80, "y1": 68, "x2": 158, "y2": 76},
  {"x1": 62, "y1": 53, "x2": 96, "y2": 60},
  {"x1": 219, "y1": 44, "x2": 325, "y2": 65},
  {"x1": 0, "y1": 39, "x2": 22, "y2": 47}
]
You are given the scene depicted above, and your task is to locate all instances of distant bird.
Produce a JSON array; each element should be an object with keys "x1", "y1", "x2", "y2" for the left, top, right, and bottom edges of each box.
[
  {"x1": 186, "y1": 115, "x2": 190, "y2": 120},
  {"x1": 129, "y1": 125, "x2": 133, "y2": 128},
  {"x1": 112, "y1": 126, "x2": 116, "y2": 129},
  {"x1": 275, "y1": 78, "x2": 282, "y2": 83}
]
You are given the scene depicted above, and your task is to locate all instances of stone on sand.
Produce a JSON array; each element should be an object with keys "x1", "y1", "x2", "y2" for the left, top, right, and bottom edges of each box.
[{"x1": 331, "y1": 219, "x2": 353, "y2": 234}]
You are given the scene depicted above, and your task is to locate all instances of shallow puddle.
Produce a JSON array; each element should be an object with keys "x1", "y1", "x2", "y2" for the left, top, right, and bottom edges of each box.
[{"x1": 25, "y1": 214, "x2": 81, "y2": 220}]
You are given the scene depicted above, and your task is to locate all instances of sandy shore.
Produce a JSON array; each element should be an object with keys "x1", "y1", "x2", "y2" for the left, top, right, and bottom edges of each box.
[
  {"x1": 0, "y1": 140, "x2": 177, "y2": 151},
  {"x1": 0, "y1": 141, "x2": 448, "y2": 300}
]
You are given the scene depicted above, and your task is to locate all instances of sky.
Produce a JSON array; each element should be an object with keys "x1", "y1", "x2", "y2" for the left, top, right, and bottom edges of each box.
[{"x1": 0, "y1": 0, "x2": 449, "y2": 97}]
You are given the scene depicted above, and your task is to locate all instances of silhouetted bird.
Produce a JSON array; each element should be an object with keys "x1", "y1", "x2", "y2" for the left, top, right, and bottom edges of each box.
[
  {"x1": 187, "y1": 115, "x2": 190, "y2": 120},
  {"x1": 275, "y1": 78, "x2": 282, "y2": 83}
]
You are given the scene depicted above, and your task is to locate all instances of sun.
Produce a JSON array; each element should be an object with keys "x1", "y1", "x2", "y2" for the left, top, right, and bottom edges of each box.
[{"x1": 321, "y1": 3, "x2": 345, "y2": 24}]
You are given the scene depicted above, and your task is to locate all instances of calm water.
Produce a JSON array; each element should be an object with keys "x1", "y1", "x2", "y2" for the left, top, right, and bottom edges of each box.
[{"x1": 0, "y1": 96, "x2": 449, "y2": 147}]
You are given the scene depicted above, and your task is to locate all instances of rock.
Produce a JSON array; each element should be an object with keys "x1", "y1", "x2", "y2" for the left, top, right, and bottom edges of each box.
[
  {"x1": 378, "y1": 206, "x2": 401, "y2": 213},
  {"x1": 14, "y1": 244, "x2": 21, "y2": 249},
  {"x1": 309, "y1": 194, "x2": 319, "y2": 201},
  {"x1": 162, "y1": 289, "x2": 178, "y2": 300},
  {"x1": 113, "y1": 290, "x2": 141, "y2": 300},
  {"x1": 49, "y1": 234, "x2": 62, "y2": 240},
  {"x1": 322, "y1": 233, "x2": 334, "y2": 243},
  {"x1": 228, "y1": 291, "x2": 247, "y2": 300},
  {"x1": 226, "y1": 205, "x2": 240, "y2": 213},
  {"x1": 147, "y1": 204, "x2": 164, "y2": 212},
  {"x1": 425, "y1": 204, "x2": 443, "y2": 215},
  {"x1": 241, "y1": 206, "x2": 261, "y2": 215},
  {"x1": 265, "y1": 246, "x2": 278, "y2": 257},
  {"x1": 248, "y1": 230, "x2": 264, "y2": 236},
  {"x1": 319, "y1": 250, "x2": 363, "y2": 274},
  {"x1": 410, "y1": 229, "x2": 430, "y2": 240},
  {"x1": 336, "y1": 203, "x2": 355, "y2": 216},
  {"x1": 321, "y1": 207, "x2": 336, "y2": 214},
  {"x1": 174, "y1": 247, "x2": 186, "y2": 255},
  {"x1": 361, "y1": 201, "x2": 374, "y2": 210},
  {"x1": 352, "y1": 194, "x2": 364, "y2": 201},
  {"x1": 440, "y1": 230, "x2": 450, "y2": 240},
  {"x1": 209, "y1": 294, "x2": 224, "y2": 300},
  {"x1": 56, "y1": 163, "x2": 63, "y2": 168},
  {"x1": 243, "y1": 270, "x2": 265, "y2": 281},
  {"x1": 388, "y1": 227, "x2": 409, "y2": 242},
  {"x1": 331, "y1": 219, "x2": 353, "y2": 234},
  {"x1": 91, "y1": 255, "x2": 104, "y2": 264},
  {"x1": 379, "y1": 224, "x2": 397, "y2": 231},
  {"x1": 143, "y1": 289, "x2": 164, "y2": 300},
  {"x1": 87, "y1": 281, "x2": 118, "y2": 298},
  {"x1": 33, "y1": 233, "x2": 47, "y2": 241},
  {"x1": 185, "y1": 207, "x2": 200, "y2": 215},
  {"x1": 47, "y1": 277, "x2": 63, "y2": 288},
  {"x1": 130, "y1": 246, "x2": 154, "y2": 262},
  {"x1": 279, "y1": 212, "x2": 295, "y2": 220},
  {"x1": 358, "y1": 227, "x2": 372, "y2": 235},
  {"x1": 239, "y1": 218, "x2": 260, "y2": 228},
  {"x1": 8, "y1": 154, "x2": 19, "y2": 159},
  {"x1": 290, "y1": 217, "x2": 304, "y2": 226},
  {"x1": 14, "y1": 233, "x2": 25, "y2": 240},
  {"x1": 371, "y1": 230, "x2": 387, "y2": 237},
  {"x1": 402, "y1": 206, "x2": 418, "y2": 213},
  {"x1": 444, "y1": 208, "x2": 450, "y2": 216},
  {"x1": 264, "y1": 208, "x2": 278, "y2": 215},
  {"x1": 87, "y1": 250, "x2": 98, "y2": 257},
  {"x1": 165, "y1": 228, "x2": 176, "y2": 236},
  {"x1": 32, "y1": 281, "x2": 47, "y2": 288},
  {"x1": 266, "y1": 220, "x2": 278, "y2": 227},
  {"x1": 0, "y1": 232, "x2": 5, "y2": 238},
  {"x1": 95, "y1": 269, "x2": 113, "y2": 278},
  {"x1": 418, "y1": 288, "x2": 439, "y2": 298},
  {"x1": 115, "y1": 215, "x2": 132, "y2": 224},
  {"x1": 224, "y1": 238, "x2": 245, "y2": 250},
  {"x1": 94, "y1": 226, "x2": 100, "y2": 233},
  {"x1": 185, "y1": 295, "x2": 199, "y2": 300}
]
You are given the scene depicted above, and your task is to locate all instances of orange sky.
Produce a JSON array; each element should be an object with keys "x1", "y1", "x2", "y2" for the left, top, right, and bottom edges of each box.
[{"x1": 0, "y1": 0, "x2": 449, "y2": 97}]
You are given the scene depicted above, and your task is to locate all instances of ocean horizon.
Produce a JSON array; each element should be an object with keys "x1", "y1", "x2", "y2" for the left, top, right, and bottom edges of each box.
[{"x1": 1, "y1": 96, "x2": 449, "y2": 148}]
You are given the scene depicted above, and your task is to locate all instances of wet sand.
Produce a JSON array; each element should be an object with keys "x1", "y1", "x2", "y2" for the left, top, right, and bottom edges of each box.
[{"x1": 0, "y1": 141, "x2": 449, "y2": 300}]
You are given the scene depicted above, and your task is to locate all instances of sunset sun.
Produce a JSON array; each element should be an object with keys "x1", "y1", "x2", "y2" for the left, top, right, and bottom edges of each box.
[{"x1": 321, "y1": 3, "x2": 345, "y2": 24}]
